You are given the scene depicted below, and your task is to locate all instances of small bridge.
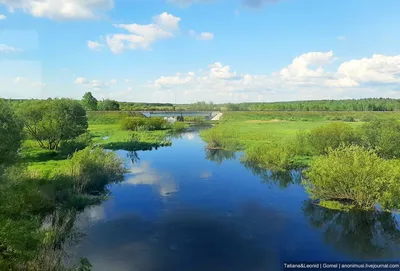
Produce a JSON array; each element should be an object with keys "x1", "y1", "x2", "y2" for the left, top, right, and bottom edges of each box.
[{"x1": 140, "y1": 111, "x2": 221, "y2": 121}]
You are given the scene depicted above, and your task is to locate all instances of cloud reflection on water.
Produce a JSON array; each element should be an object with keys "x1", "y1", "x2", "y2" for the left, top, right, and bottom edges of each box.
[{"x1": 125, "y1": 161, "x2": 178, "y2": 197}]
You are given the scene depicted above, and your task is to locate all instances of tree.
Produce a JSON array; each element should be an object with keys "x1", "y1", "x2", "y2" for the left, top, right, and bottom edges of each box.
[
  {"x1": 82, "y1": 92, "x2": 98, "y2": 111},
  {"x1": 17, "y1": 99, "x2": 88, "y2": 150},
  {"x1": 0, "y1": 100, "x2": 23, "y2": 165},
  {"x1": 98, "y1": 99, "x2": 120, "y2": 111}
]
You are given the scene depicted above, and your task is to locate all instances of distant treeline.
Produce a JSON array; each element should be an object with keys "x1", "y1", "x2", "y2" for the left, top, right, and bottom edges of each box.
[{"x1": 4, "y1": 97, "x2": 400, "y2": 112}]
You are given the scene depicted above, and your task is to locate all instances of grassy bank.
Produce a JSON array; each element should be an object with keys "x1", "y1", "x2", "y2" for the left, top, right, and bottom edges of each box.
[
  {"x1": 201, "y1": 111, "x2": 400, "y2": 212},
  {"x1": 1, "y1": 106, "x2": 188, "y2": 269}
]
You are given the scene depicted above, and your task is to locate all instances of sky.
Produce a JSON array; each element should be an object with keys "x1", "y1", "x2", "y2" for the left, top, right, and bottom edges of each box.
[{"x1": 0, "y1": 0, "x2": 400, "y2": 103}]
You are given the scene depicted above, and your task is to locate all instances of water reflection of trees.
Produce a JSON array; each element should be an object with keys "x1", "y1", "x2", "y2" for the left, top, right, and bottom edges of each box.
[
  {"x1": 302, "y1": 200, "x2": 400, "y2": 259},
  {"x1": 242, "y1": 161, "x2": 302, "y2": 189},
  {"x1": 127, "y1": 151, "x2": 140, "y2": 165},
  {"x1": 205, "y1": 149, "x2": 236, "y2": 164}
]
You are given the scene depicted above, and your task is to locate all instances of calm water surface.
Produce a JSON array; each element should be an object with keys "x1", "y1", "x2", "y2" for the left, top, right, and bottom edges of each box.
[{"x1": 72, "y1": 127, "x2": 400, "y2": 271}]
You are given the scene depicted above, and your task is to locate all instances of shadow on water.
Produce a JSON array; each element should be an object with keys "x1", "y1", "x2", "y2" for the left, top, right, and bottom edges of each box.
[
  {"x1": 302, "y1": 200, "x2": 400, "y2": 259},
  {"x1": 204, "y1": 148, "x2": 237, "y2": 165},
  {"x1": 242, "y1": 160, "x2": 302, "y2": 189},
  {"x1": 73, "y1": 204, "x2": 287, "y2": 271}
]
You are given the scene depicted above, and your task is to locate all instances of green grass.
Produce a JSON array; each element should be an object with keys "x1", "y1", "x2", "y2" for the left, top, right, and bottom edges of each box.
[
  {"x1": 21, "y1": 123, "x2": 173, "y2": 173},
  {"x1": 200, "y1": 112, "x2": 369, "y2": 170}
]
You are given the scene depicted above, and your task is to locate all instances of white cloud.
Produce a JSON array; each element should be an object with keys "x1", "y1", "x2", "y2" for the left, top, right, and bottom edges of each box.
[
  {"x1": 337, "y1": 36, "x2": 346, "y2": 41},
  {"x1": 198, "y1": 32, "x2": 214, "y2": 40},
  {"x1": 125, "y1": 161, "x2": 178, "y2": 197},
  {"x1": 150, "y1": 52, "x2": 400, "y2": 103},
  {"x1": 74, "y1": 77, "x2": 116, "y2": 90},
  {"x1": 0, "y1": 14, "x2": 6, "y2": 20},
  {"x1": 0, "y1": 0, "x2": 114, "y2": 20},
  {"x1": 101, "y1": 12, "x2": 181, "y2": 54},
  {"x1": 0, "y1": 44, "x2": 18, "y2": 53},
  {"x1": 189, "y1": 30, "x2": 214, "y2": 40},
  {"x1": 279, "y1": 51, "x2": 333, "y2": 80},
  {"x1": 74, "y1": 77, "x2": 88, "y2": 84},
  {"x1": 337, "y1": 54, "x2": 400, "y2": 84},
  {"x1": 14, "y1": 76, "x2": 25, "y2": 83},
  {"x1": 32, "y1": 82, "x2": 47, "y2": 87},
  {"x1": 124, "y1": 79, "x2": 131, "y2": 83},
  {"x1": 87, "y1": 40, "x2": 104, "y2": 51}
]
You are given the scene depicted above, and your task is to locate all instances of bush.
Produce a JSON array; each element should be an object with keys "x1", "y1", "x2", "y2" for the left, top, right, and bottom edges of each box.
[
  {"x1": 62, "y1": 147, "x2": 125, "y2": 195},
  {"x1": 342, "y1": 116, "x2": 355, "y2": 122},
  {"x1": 244, "y1": 142, "x2": 295, "y2": 171},
  {"x1": 121, "y1": 117, "x2": 167, "y2": 131},
  {"x1": 171, "y1": 122, "x2": 186, "y2": 132},
  {"x1": 308, "y1": 122, "x2": 360, "y2": 154},
  {"x1": 361, "y1": 119, "x2": 400, "y2": 159},
  {"x1": 59, "y1": 132, "x2": 92, "y2": 155},
  {"x1": 201, "y1": 126, "x2": 241, "y2": 150},
  {"x1": 304, "y1": 145, "x2": 400, "y2": 210}
]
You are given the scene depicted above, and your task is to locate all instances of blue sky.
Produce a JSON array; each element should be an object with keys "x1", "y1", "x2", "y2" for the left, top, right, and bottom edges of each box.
[{"x1": 0, "y1": 0, "x2": 400, "y2": 103}]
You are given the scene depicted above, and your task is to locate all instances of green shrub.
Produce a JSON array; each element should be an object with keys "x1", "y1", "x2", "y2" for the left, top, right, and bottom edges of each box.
[
  {"x1": 171, "y1": 122, "x2": 186, "y2": 132},
  {"x1": 59, "y1": 132, "x2": 92, "y2": 155},
  {"x1": 304, "y1": 145, "x2": 400, "y2": 210},
  {"x1": 244, "y1": 142, "x2": 295, "y2": 171},
  {"x1": 62, "y1": 147, "x2": 125, "y2": 195},
  {"x1": 361, "y1": 119, "x2": 400, "y2": 159},
  {"x1": 342, "y1": 116, "x2": 355, "y2": 122},
  {"x1": 121, "y1": 117, "x2": 145, "y2": 131},
  {"x1": 121, "y1": 117, "x2": 167, "y2": 131},
  {"x1": 200, "y1": 126, "x2": 241, "y2": 150},
  {"x1": 308, "y1": 122, "x2": 361, "y2": 154}
]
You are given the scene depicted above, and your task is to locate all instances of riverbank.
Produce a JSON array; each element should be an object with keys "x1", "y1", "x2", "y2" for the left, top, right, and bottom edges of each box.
[
  {"x1": 200, "y1": 111, "x2": 400, "y2": 212},
  {"x1": 1, "y1": 111, "x2": 182, "y2": 270}
]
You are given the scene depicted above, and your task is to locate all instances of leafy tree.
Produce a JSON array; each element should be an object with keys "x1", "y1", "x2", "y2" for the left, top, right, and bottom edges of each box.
[
  {"x1": 17, "y1": 99, "x2": 88, "y2": 150},
  {"x1": 81, "y1": 92, "x2": 98, "y2": 111},
  {"x1": 98, "y1": 99, "x2": 120, "y2": 111},
  {"x1": 0, "y1": 100, "x2": 23, "y2": 165},
  {"x1": 304, "y1": 145, "x2": 400, "y2": 210}
]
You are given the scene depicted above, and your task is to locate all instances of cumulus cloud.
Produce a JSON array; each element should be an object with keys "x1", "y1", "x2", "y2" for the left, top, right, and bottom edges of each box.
[
  {"x1": 88, "y1": 40, "x2": 104, "y2": 51},
  {"x1": 189, "y1": 30, "x2": 214, "y2": 40},
  {"x1": 0, "y1": 14, "x2": 6, "y2": 20},
  {"x1": 97, "y1": 12, "x2": 180, "y2": 54},
  {"x1": 242, "y1": 0, "x2": 283, "y2": 8},
  {"x1": 337, "y1": 54, "x2": 400, "y2": 84},
  {"x1": 150, "y1": 52, "x2": 400, "y2": 102},
  {"x1": 0, "y1": 0, "x2": 114, "y2": 20},
  {"x1": 75, "y1": 76, "x2": 116, "y2": 90},
  {"x1": 0, "y1": 44, "x2": 18, "y2": 53}
]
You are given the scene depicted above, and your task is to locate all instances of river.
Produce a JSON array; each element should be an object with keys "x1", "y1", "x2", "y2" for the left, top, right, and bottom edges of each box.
[{"x1": 71, "y1": 127, "x2": 400, "y2": 271}]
